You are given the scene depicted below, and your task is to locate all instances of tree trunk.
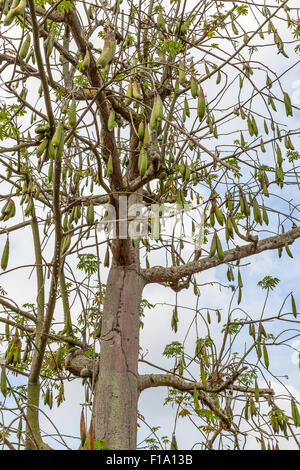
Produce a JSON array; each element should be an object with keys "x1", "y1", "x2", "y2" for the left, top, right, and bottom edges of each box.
[{"x1": 93, "y1": 260, "x2": 144, "y2": 450}]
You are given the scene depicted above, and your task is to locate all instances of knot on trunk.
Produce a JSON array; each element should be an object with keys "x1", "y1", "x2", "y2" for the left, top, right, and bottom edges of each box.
[{"x1": 65, "y1": 349, "x2": 99, "y2": 378}]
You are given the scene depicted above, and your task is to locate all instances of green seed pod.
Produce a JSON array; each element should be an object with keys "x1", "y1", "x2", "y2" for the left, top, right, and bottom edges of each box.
[
  {"x1": 132, "y1": 81, "x2": 142, "y2": 100},
  {"x1": 150, "y1": 94, "x2": 163, "y2": 132},
  {"x1": 190, "y1": 76, "x2": 198, "y2": 98},
  {"x1": 209, "y1": 233, "x2": 217, "y2": 258},
  {"x1": 215, "y1": 206, "x2": 224, "y2": 226},
  {"x1": 1, "y1": 238, "x2": 9, "y2": 271},
  {"x1": 197, "y1": 87, "x2": 206, "y2": 120},
  {"x1": 107, "y1": 110, "x2": 115, "y2": 132},
  {"x1": 4, "y1": 0, "x2": 25, "y2": 26},
  {"x1": 178, "y1": 61, "x2": 186, "y2": 85},
  {"x1": 86, "y1": 202, "x2": 94, "y2": 225},
  {"x1": 138, "y1": 119, "x2": 145, "y2": 140},
  {"x1": 231, "y1": 20, "x2": 239, "y2": 35},
  {"x1": 107, "y1": 154, "x2": 113, "y2": 175},
  {"x1": 125, "y1": 82, "x2": 133, "y2": 105},
  {"x1": 157, "y1": 11, "x2": 166, "y2": 31},
  {"x1": 264, "y1": 120, "x2": 269, "y2": 134},
  {"x1": 143, "y1": 122, "x2": 150, "y2": 146},
  {"x1": 291, "y1": 294, "x2": 297, "y2": 318},
  {"x1": 216, "y1": 234, "x2": 224, "y2": 261},
  {"x1": 262, "y1": 205, "x2": 269, "y2": 225},
  {"x1": 68, "y1": 99, "x2": 77, "y2": 128},
  {"x1": 252, "y1": 198, "x2": 262, "y2": 225},
  {"x1": 263, "y1": 342, "x2": 269, "y2": 369},
  {"x1": 283, "y1": 92, "x2": 293, "y2": 117},
  {"x1": 252, "y1": 116, "x2": 258, "y2": 136},
  {"x1": 104, "y1": 247, "x2": 110, "y2": 267},
  {"x1": 36, "y1": 138, "x2": 48, "y2": 158},
  {"x1": 285, "y1": 242, "x2": 293, "y2": 258},
  {"x1": 61, "y1": 235, "x2": 71, "y2": 255},
  {"x1": 1, "y1": 365, "x2": 8, "y2": 397},
  {"x1": 46, "y1": 36, "x2": 54, "y2": 57},
  {"x1": 184, "y1": 97, "x2": 190, "y2": 118},
  {"x1": 50, "y1": 122, "x2": 65, "y2": 161},
  {"x1": 138, "y1": 146, "x2": 148, "y2": 177}
]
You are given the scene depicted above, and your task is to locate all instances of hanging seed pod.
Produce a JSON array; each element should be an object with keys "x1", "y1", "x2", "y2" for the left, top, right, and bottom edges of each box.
[
  {"x1": 104, "y1": 247, "x2": 110, "y2": 267},
  {"x1": 97, "y1": 30, "x2": 116, "y2": 68},
  {"x1": 283, "y1": 92, "x2": 293, "y2": 117},
  {"x1": 251, "y1": 116, "x2": 258, "y2": 136},
  {"x1": 107, "y1": 154, "x2": 113, "y2": 176},
  {"x1": 190, "y1": 75, "x2": 198, "y2": 98},
  {"x1": 1, "y1": 238, "x2": 9, "y2": 271},
  {"x1": 291, "y1": 294, "x2": 297, "y2": 318},
  {"x1": 193, "y1": 386, "x2": 199, "y2": 411},
  {"x1": 19, "y1": 34, "x2": 31, "y2": 60},
  {"x1": 80, "y1": 408, "x2": 87, "y2": 447},
  {"x1": 132, "y1": 81, "x2": 142, "y2": 100},
  {"x1": 263, "y1": 342, "x2": 269, "y2": 369},
  {"x1": 252, "y1": 198, "x2": 262, "y2": 225},
  {"x1": 247, "y1": 115, "x2": 254, "y2": 136},
  {"x1": 44, "y1": 387, "x2": 50, "y2": 405},
  {"x1": 285, "y1": 242, "x2": 293, "y2": 258},
  {"x1": 214, "y1": 206, "x2": 224, "y2": 226},
  {"x1": 150, "y1": 94, "x2": 163, "y2": 132},
  {"x1": 138, "y1": 146, "x2": 148, "y2": 178},
  {"x1": 46, "y1": 36, "x2": 54, "y2": 57},
  {"x1": 82, "y1": 48, "x2": 90, "y2": 72},
  {"x1": 88, "y1": 421, "x2": 94, "y2": 450},
  {"x1": 184, "y1": 97, "x2": 190, "y2": 118},
  {"x1": 197, "y1": 87, "x2": 206, "y2": 120},
  {"x1": 1, "y1": 365, "x2": 8, "y2": 398},
  {"x1": 61, "y1": 235, "x2": 71, "y2": 255},
  {"x1": 231, "y1": 20, "x2": 239, "y2": 35},
  {"x1": 215, "y1": 234, "x2": 224, "y2": 261},
  {"x1": 48, "y1": 389, "x2": 53, "y2": 409},
  {"x1": 4, "y1": 0, "x2": 26, "y2": 26},
  {"x1": 68, "y1": 99, "x2": 77, "y2": 128},
  {"x1": 143, "y1": 123, "x2": 150, "y2": 147},
  {"x1": 125, "y1": 82, "x2": 133, "y2": 105},
  {"x1": 157, "y1": 11, "x2": 166, "y2": 31},
  {"x1": 244, "y1": 399, "x2": 249, "y2": 420},
  {"x1": 138, "y1": 119, "x2": 145, "y2": 140},
  {"x1": 107, "y1": 110, "x2": 115, "y2": 132},
  {"x1": 36, "y1": 138, "x2": 48, "y2": 158},
  {"x1": 50, "y1": 122, "x2": 65, "y2": 161},
  {"x1": 171, "y1": 308, "x2": 178, "y2": 333},
  {"x1": 262, "y1": 205, "x2": 269, "y2": 225},
  {"x1": 86, "y1": 202, "x2": 94, "y2": 225},
  {"x1": 170, "y1": 433, "x2": 178, "y2": 450},
  {"x1": 17, "y1": 418, "x2": 22, "y2": 440},
  {"x1": 178, "y1": 61, "x2": 186, "y2": 85},
  {"x1": 291, "y1": 399, "x2": 300, "y2": 427},
  {"x1": 209, "y1": 233, "x2": 217, "y2": 257},
  {"x1": 264, "y1": 119, "x2": 269, "y2": 134}
]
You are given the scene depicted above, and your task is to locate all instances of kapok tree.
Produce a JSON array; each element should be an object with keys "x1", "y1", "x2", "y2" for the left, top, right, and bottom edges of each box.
[{"x1": 0, "y1": 0, "x2": 299, "y2": 451}]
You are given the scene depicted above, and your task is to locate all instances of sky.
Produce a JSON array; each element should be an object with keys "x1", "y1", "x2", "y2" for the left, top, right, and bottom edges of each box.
[{"x1": 0, "y1": 0, "x2": 300, "y2": 451}]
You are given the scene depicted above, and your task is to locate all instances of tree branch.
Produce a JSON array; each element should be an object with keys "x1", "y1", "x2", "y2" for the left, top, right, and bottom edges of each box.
[{"x1": 142, "y1": 226, "x2": 300, "y2": 284}]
